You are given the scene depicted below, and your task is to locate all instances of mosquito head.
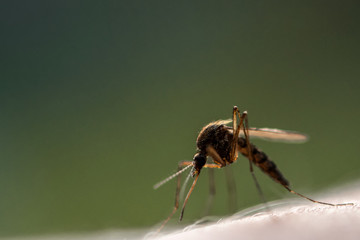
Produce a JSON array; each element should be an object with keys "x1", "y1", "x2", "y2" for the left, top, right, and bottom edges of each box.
[{"x1": 192, "y1": 152, "x2": 206, "y2": 176}]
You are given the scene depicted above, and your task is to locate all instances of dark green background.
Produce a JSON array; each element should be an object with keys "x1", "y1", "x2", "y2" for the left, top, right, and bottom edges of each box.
[{"x1": 1, "y1": 1, "x2": 359, "y2": 237}]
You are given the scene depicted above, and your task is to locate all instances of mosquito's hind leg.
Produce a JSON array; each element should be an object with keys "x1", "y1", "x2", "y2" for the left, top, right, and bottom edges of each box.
[
  {"x1": 236, "y1": 108, "x2": 353, "y2": 208},
  {"x1": 239, "y1": 110, "x2": 269, "y2": 206},
  {"x1": 157, "y1": 161, "x2": 193, "y2": 232},
  {"x1": 283, "y1": 185, "x2": 353, "y2": 206}
]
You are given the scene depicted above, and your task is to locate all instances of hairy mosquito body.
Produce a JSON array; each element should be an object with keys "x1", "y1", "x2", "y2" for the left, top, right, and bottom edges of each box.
[{"x1": 196, "y1": 121, "x2": 289, "y2": 186}]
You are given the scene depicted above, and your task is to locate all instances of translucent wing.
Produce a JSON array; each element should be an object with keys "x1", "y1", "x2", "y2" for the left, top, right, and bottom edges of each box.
[
  {"x1": 240, "y1": 127, "x2": 309, "y2": 143},
  {"x1": 221, "y1": 119, "x2": 308, "y2": 143}
]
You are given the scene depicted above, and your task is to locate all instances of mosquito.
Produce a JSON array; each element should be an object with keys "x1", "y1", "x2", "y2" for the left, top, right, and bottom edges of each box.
[{"x1": 154, "y1": 106, "x2": 353, "y2": 231}]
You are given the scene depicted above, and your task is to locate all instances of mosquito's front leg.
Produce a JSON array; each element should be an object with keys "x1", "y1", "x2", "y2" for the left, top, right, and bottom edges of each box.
[{"x1": 179, "y1": 173, "x2": 200, "y2": 220}]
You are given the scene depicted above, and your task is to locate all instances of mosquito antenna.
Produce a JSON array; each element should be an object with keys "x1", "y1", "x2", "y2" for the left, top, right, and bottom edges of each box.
[
  {"x1": 179, "y1": 171, "x2": 192, "y2": 201},
  {"x1": 153, "y1": 164, "x2": 193, "y2": 190}
]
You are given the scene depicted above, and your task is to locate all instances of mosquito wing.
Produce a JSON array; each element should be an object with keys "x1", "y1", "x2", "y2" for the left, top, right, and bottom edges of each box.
[{"x1": 240, "y1": 127, "x2": 309, "y2": 143}]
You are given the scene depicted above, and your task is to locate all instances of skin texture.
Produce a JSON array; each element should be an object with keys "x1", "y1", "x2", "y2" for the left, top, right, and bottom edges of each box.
[
  {"x1": 4, "y1": 182, "x2": 358, "y2": 240},
  {"x1": 151, "y1": 181, "x2": 359, "y2": 240}
]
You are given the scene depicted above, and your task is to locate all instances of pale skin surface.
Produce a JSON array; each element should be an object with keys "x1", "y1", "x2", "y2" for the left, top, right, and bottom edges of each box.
[
  {"x1": 3, "y1": 181, "x2": 359, "y2": 240},
  {"x1": 151, "y1": 181, "x2": 360, "y2": 240}
]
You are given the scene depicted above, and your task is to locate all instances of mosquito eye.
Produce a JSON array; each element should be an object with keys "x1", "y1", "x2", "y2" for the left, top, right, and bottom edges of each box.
[{"x1": 193, "y1": 154, "x2": 203, "y2": 162}]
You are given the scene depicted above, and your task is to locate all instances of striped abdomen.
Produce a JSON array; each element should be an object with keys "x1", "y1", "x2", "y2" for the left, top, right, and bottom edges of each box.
[{"x1": 238, "y1": 137, "x2": 289, "y2": 187}]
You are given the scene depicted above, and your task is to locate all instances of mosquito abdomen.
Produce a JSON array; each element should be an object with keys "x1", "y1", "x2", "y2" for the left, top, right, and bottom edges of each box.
[{"x1": 238, "y1": 138, "x2": 290, "y2": 187}]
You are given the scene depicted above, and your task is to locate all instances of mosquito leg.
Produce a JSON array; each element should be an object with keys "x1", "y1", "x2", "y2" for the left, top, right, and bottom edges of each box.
[
  {"x1": 157, "y1": 161, "x2": 193, "y2": 232},
  {"x1": 201, "y1": 163, "x2": 224, "y2": 216},
  {"x1": 240, "y1": 111, "x2": 269, "y2": 207},
  {"x1": 203, "y1": 162, "x2": 238, "y2": 214},
  {"x1": 232, "y1": 106, "x2": 238, "y2": 137},
  {"x1": 225, "y1": 166, "x2": 237, "y2": 213},
  {"x1": 180, "y1": 173, "x2": 200, "y2": 220},
  {"x1": 283, "y1": 185, "x2": 354, "y2": 206},
  {"x1": 206, "y1": 146, "x2": 227, "y2": 166},
  {"x1": 230, "y1": 106, "x2": 241, "y2": 162},
  {"x1": 203, "y1": 163, "x2": 222, "y2": 168},
  {"x1": 178, "y1": 163, "x2": 225, "y2": 221},
  {"x1": 203, "y1": 168, "x2": 216, "y2": 216}
]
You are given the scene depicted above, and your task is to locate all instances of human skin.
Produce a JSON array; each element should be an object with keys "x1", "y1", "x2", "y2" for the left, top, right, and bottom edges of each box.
[
  {"x1": 4, "y1": 182, "x2": 358, "y2": 240},
  {"x1": 151, "y1": 181, "x2": 360, "y2": 240}
]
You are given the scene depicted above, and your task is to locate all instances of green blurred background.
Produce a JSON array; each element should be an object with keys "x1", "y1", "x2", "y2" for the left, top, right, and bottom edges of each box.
[{"x1": 1, "y1": 0, "x2": 360, "y2": 237}]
